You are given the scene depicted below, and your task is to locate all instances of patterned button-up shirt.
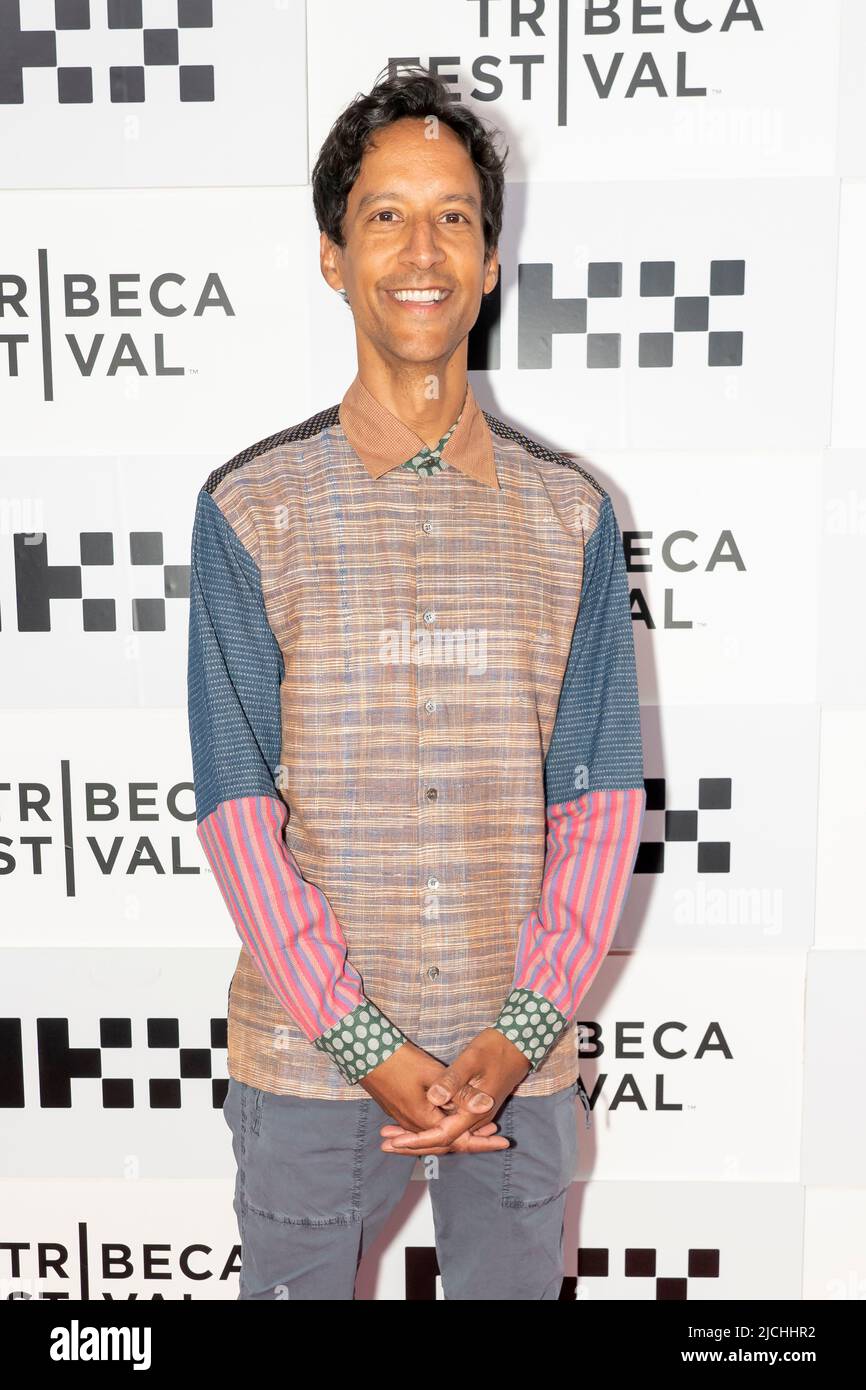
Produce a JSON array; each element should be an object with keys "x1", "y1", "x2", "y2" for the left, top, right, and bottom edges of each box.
[{"x1": 187, "y1": 373, "x2": 646, "y2": 1100}]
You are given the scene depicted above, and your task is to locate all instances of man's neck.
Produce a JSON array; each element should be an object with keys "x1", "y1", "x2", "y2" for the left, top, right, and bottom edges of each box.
[{"x1": 354, "y1": 351, "x2": 469, "y2": 449}]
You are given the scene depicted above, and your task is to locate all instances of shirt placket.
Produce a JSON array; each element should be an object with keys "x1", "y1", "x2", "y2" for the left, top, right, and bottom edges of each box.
[{"x1": 413, "y1": 466, "x2": 451, "y2": 1050}]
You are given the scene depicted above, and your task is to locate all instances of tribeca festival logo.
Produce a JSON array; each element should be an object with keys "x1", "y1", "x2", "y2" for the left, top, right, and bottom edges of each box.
[
  {"x1": 389, "y1": 0, "x2": 766, "y2": 122},
  {"x1": 0, "y1": 766, "x2": 197, "y2": 895},
  {"x1": 0, "y1": 254, "x2": 236, "y2": 402},
  {"x1": 2, "y1": 1232, "x2": 242, "y2": 1300}
]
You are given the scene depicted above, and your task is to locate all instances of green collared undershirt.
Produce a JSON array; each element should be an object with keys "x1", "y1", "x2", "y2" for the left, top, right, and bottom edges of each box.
[{"x1": 399, "y1": 413, "x2": 461, "y2": 475}]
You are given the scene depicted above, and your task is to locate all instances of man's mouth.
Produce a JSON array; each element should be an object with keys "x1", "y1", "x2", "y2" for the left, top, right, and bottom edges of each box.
[{"x1": 386, "y1": 287, "x2": 452, "y2": 307}]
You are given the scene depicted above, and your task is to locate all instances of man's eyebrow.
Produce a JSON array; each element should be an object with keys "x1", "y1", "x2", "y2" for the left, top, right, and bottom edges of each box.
[{"x1": 356, "y1": 190, "x2": 481, "y2": 211}]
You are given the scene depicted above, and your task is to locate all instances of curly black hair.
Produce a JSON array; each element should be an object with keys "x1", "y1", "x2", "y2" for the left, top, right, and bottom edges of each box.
[{"x1": 312, "y1": 64, "x2": 509, "y2": 265}]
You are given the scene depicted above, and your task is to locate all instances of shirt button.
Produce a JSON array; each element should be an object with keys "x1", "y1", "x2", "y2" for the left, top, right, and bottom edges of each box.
[
  {"x1": 427, "y1": 876, "x2": 439, "y2": 890},
  {"x1": 425, "y1": 786, "x2": 438, "y2": 801},
  {"x1": 422, "y1": 609, "x2": 436, "y2": 625},
  {"x1": 424, "y1": 699, "x2": 436, "y2": 714},
  {"x1": 427, "y1": 966, "x2": 440, "y2": 980},
  {"x1": 422, "y1": 521, "x2": 433, "y2": 533}
]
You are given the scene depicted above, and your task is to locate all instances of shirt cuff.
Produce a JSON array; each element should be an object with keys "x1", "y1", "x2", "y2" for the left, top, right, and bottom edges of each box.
[
  {"x1": 491, "y1": 987, "x2": 570, "y2": 1071},
  {"x1": 313, "y1": 999, "x2": 409, "y2": 1085}
]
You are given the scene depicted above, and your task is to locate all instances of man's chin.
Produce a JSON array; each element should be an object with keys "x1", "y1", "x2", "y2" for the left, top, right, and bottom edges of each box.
[{"x1": 380, "y1": 338, "x2": 458, "y2": 364}]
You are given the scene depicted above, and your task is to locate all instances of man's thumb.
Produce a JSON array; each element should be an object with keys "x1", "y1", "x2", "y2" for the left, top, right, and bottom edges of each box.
[{"x1": 427, "y1": 1069, "x2": 494, "y2": 1112}]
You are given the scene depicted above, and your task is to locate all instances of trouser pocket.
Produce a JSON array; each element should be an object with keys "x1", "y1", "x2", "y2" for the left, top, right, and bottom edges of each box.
[
  {"x1": 501, "y1": 1085, "x2": 580, "y2": 1209},
  {"x1": 240, "y1": 1089, "x2": 367, "y2": 1227},
  {"x1": 575, "y1": 1074, "x2": 593, "y2": 1130}
]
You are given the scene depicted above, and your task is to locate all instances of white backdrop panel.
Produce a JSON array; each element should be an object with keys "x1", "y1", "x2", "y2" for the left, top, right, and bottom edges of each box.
[
  {"x1": 306, "y1": 178, "x2": 839, "y2": 452},
  {"x1": 307, "y1": 0, "x2": 841, "y2": 183},
  {"x1": 0, "y1": 455, "x2": 199, "y2": 706},
  {"x1": 814, "y1": 709, "x2": 866, "y2": 951},
  {"x1": 0, "y1": 0, "x2": 308, "y2": 189},
  {"x1": 0, "y1": 187, "x2": 316, "y2": 455},
  {"x1": 0, "y1": 708, "x2": 218, "y2": 951},
  {"x1": 574, "y1": 950, "x2": 804, "y2": 1183},
  {"x1": 600, "y1": 451, "x2": 821, "y2": 707},
  {"x1": 830, "y1": 180, "x2": 866, "y2": 447},
  {"x1": 626, "y1": 703, "x2": 819, "y2": 950},
  {"x1": 836, "y1": 0, "x2": 866, "y2": 177},
  {"x1": 801, "y1": 950, "x2": 866, "y2": 1187},
  {"x1": 803, "y1": 1187, "x2": 866, "y2": 1301},
  {"x1": 0, "y1": 946, "x2": 239, "y2": 1180},
  {"x1": 566, "y1": 1180, "x2": 804, "y2": 1301},
  {"x1": 0, "y1": 1178, "x2": 239, "y2": 1301}
]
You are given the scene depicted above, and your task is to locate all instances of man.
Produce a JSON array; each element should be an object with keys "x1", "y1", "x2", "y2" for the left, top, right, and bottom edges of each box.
[{"x1": 187, "y1": 66, "x2": 646, "y2": 1300}]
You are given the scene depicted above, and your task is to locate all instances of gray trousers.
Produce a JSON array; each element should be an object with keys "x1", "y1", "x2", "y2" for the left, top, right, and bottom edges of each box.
[{"x1": 223, "y1": 1074, "x2": 591, "y2": 1301}]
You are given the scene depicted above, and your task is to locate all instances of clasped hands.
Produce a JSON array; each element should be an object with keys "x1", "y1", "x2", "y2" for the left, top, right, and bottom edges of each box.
[{"x1": 359, "y1": 1029, "x2": 530, "y2": 1156}]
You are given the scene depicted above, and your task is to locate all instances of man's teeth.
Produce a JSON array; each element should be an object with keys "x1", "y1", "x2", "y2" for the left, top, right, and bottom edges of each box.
[{"x1": 392, "y1": 289, "x2": 447, "y2": 302}]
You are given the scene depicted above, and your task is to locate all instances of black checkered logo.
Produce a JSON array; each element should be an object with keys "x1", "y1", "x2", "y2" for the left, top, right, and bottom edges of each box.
[
  {"x1": 0, "y1": 1014, "x2": 228, "y2": 1108},
  {"x1": 12, "y1": 530, "x2": 188, "y2": 631},
  {"x1": 636, "y1": 777, "x2": 732, "y2": 873},
  {"x1": 405, "y1": 1244, "x2": 721, "y2": 1300},
  {"x1": 519, "y1": 260, "x2": 745, "y2": 369},
  {"x1": 1, "y1": 0, "x2": 214, "y2": 105}
]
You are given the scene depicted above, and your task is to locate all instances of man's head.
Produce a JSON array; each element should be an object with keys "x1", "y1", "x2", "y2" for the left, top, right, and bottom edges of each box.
[{"x1": 313, "y1": 67, "x2": 507, "y2": 374}]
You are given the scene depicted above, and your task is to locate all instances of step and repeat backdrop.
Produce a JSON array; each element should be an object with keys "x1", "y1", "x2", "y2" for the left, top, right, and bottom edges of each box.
[{"x1": 1, "y1": 0, "x2": 864, "y2": 1301}]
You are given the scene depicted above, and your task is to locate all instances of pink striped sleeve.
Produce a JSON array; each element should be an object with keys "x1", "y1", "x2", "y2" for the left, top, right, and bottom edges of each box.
[
  {"x1": 511, "y1": 787, "x2": 646, "y2": 1015},
  {"x1": 198, "y1": 793, "x2": 365, "y2": 1040},
  {"x1": 492, "y1": 491, "x2": 646, "y2": 1072}
]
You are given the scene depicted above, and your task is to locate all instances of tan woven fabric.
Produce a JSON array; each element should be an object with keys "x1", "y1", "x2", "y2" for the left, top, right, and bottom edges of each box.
[{"x1": 215, "y1": 375, "x2": 606, "y2": 1098}]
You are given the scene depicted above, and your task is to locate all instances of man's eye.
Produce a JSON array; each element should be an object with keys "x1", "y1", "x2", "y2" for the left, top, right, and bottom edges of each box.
[{"x1": 371, "y1": 210, "x2": 467, "y2": 224}]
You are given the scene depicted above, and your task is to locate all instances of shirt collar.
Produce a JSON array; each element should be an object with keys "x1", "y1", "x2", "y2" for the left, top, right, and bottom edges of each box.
[{"x1": 339, "y1": 372, "x2": 500, "y2": 490}]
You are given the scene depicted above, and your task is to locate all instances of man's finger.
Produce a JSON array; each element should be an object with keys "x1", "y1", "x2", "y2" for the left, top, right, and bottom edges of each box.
[
  {"x1": 381, "y1": 1122, "x2": 510, "y2": 1154},
  {"x1": 385, "y1": 1109, "x2": 482, "y2": 1151},
  {"x1": 380, "y1": 1120, "x2": 499, "y2": 1139},
  {"x1": 426, "y1": 1064, "x2": 488, "y2": 1108},
  {"x1": 449, "y1": 1131, "x2": 510, "y2": 1152},
  {"x1": 380, "y1": 1133, "x2": 509, "y2": 1155}
]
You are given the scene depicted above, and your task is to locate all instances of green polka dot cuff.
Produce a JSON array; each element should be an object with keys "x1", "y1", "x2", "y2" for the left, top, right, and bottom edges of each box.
[
  {"x1": 313, "y1": 999, "x2": 409, "y2": 1085},
  {"x1": 492, "y1": 987, "x2": 570, "y2": 1070}
]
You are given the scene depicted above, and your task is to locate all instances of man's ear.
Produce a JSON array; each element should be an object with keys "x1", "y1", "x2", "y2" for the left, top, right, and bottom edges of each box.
[
  {"x1": 319, "y1": 230, "x2": 344, "y2": 295},
  {"x1": 483, "y1": 247, "x2": 500, "y2": 296}
]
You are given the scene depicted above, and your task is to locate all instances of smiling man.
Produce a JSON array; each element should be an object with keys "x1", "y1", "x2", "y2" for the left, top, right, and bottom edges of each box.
[{"x1": 187, "y1": 66, "x2": 646, "y2": 1301}]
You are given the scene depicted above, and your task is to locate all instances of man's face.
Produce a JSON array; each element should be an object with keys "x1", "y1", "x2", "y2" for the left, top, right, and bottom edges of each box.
[{"x1": 321, "y1": 115, "x2": 500, "y2": 368}]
